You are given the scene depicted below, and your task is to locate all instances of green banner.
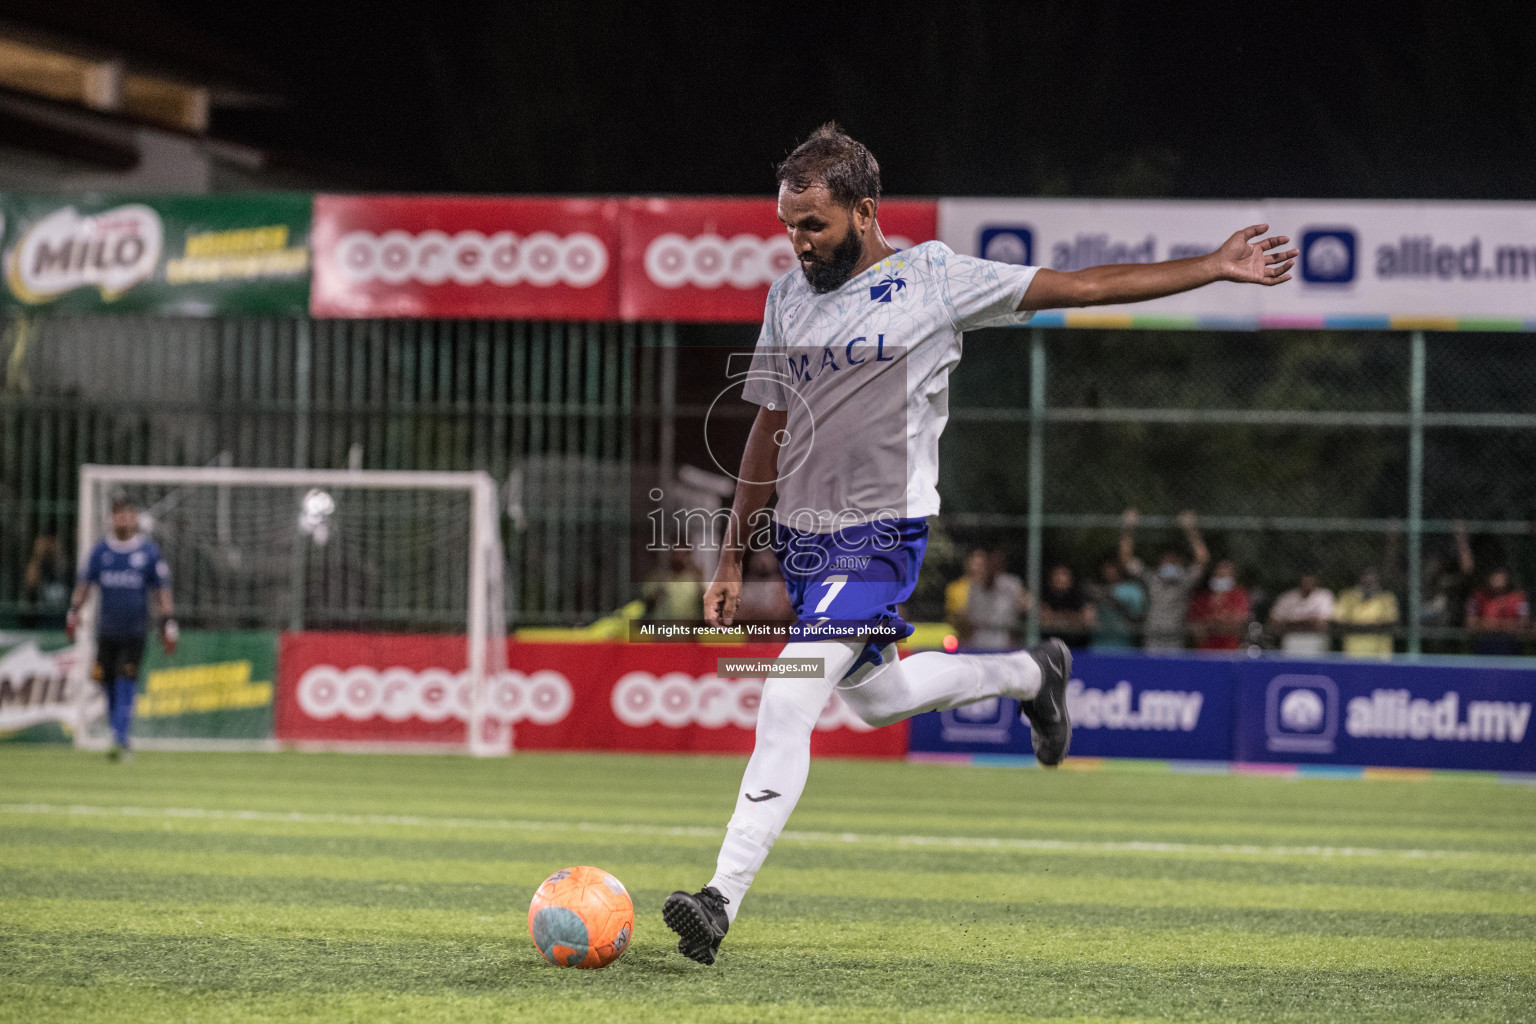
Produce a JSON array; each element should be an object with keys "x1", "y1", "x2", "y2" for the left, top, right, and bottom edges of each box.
[
  {"x1": 0, "y1": 629, "x2": 276, "y2": 743},
  {"x1": 1, "y1": 193, "x2": 310, "y2": 315},
  {"x1": 134, "y1": 630, "x2": 276, "y2": 740}
]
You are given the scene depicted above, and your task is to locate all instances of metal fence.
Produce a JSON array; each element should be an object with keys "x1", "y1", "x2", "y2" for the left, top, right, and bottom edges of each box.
[
  {"x1": 0, "y1": 315, "x2": 674, "y2": 626},
  {"x1": 938, "y1": 328, "x2": 1536, "y2": 654},
  {"x1": 4, "y1": 315, "x2": 1534, "y2": 651}
]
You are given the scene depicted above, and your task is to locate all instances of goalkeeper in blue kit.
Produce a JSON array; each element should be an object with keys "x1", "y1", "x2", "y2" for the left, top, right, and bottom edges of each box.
[{"x1": 67, "y1": 496, "x2": 178, "y2": 760}]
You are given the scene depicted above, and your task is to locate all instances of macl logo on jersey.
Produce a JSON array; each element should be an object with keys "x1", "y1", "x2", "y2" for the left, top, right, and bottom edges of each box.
[
  {"x1": 979, "y1": 226, "x2": 1033, "y2": 266},
  {"x1": 1300, "y1": 228, "x2": 1357, "y2": 284},
  {"x1": 1265, "y1": 674, "x2": 1339, "y2": 753},
  {"x1": 6, "y1": 204, "x2": 163, "y2": 303},
  {"x1": 784, "y1": 336, "x2": 898, "y2": 383}
]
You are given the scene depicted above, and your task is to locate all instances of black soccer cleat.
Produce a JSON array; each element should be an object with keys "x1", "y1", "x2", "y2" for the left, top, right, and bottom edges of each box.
[
  {"x1": 663, "y1": 886, "x2": 730, "y2": 965},
  {"x1": 1019, "y1": 638, "x2": 1073, "y2": 767}
]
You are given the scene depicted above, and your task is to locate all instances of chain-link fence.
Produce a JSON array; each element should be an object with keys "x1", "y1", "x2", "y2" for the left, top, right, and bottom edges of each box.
[
  {"x1": 931, "y1": 328, "x2": 1536, "y2": 655},
  {"x1": 4, "y1": 316, "x2": 1534, "y2": 652},
  {"x1": 0, "y1": 315, "x2": 671, "y2": 627}
]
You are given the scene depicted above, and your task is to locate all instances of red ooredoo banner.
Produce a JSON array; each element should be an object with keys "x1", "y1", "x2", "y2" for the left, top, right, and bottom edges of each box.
[
  {"x1": 309, "y1": 195, "x2": 621, "y2": 320},
  {"x1": 275, "y1": 633, "x2": 907, "y2": 758},
  {"x1": 618, "y1": 197, "x2": 939, "y2": 322}
]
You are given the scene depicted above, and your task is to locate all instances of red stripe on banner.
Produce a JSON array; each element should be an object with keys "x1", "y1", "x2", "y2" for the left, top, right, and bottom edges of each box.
[
  {"x1": 274, "y1": 633, "x2": 906, "y2": 758},
  {"x1": 309, "y1": 195, "x2": 622, "y2": 320},
  {"x1": 618, "y1": 197, "x2": 939, "y2": 323},
  {"x1": 307, "y1": 194, "x2": 938, "y2": 323}
]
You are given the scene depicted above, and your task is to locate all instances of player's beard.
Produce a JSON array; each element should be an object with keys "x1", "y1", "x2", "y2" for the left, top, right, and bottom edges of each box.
[{"x1": 800, "y1": 225, "x2": 864, "y2": 294}]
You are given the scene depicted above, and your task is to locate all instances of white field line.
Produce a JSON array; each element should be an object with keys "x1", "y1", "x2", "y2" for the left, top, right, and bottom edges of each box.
[{"x1": 2, "y1": 802, "x2": 1527, "y2": 864}]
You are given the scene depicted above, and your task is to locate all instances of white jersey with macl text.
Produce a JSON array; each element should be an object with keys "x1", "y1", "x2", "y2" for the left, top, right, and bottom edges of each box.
[{"x1": 741, "y1": 240, "x2": 1038, "y2": 530}]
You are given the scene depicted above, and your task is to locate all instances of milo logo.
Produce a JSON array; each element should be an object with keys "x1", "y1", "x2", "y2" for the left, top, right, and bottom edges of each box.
[{"x1": 6, "y1": 204, "x2": 163, "y2": 303}]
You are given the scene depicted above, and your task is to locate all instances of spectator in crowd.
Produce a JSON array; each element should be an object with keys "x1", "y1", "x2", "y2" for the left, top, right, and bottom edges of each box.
[
  {"x1": 1119, "y1": 508, "x2": 1209, "y2": 650},
  {"x1": 1040, "y1": 563, "x2": 1095, "y2": 648},
  {"x1": 1269, "y1": 570, "x2": 1334, "y2": 655},
  {"x1": 1186, "y1": 559, "x2": 1251, "y2": 651},
  {"x1": 1465, "y1": 568, "x2": 1529, "y2": 656},
  {"x1": 944, "y1": 548, "x2": 987, "y2": 643},
  {"x1": 733, "y1": 548, "x2": 794, "y2": 622},
  {"x1": 1421, "y1": 521, "x2": 1474, "y2": 641},
  {"x1": 642, "y1": 546, "x2": 705, "y2": 621},
  {"x1": 1515, "y1": 520, "x2": 1536, "y2": 636},
  {"x1": 1333, "y1": 565, "x2": 1400, "y2": 658},
  {"x1": 954, "y1": 548, "x2": 1030, "y2": 651},
  {"x1": 1089, "y1": 558, "x2": 1145, "y2": 649},
  {"x1": 21, "y1": 534, "x2": 71, "y2": 630}
]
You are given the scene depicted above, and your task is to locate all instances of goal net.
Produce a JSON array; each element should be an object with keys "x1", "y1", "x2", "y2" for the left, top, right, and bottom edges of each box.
[{"x1": 74, "y1": 465, "x2": 509, "y2": 755}]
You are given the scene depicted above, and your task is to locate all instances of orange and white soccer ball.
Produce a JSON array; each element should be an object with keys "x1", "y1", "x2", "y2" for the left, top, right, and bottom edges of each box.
[{"x1": 528, "y1": 865, "x2": 634, "y2": 969}]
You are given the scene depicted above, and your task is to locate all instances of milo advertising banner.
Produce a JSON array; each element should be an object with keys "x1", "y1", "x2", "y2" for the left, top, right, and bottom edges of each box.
[
  {"x1": 0, "y1": 631, "x2": 95, "y2": 743},
  {"x1": 1, "y1": 193, "x2": 310, "y2": 315},
  {"x1": 0, "y1": 630, "x2": 276, "y2": 744}
]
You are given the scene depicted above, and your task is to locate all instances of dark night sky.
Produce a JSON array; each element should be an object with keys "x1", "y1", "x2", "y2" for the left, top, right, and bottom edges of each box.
[{"x1": 141, "y1": 1, "x2": 1536, "y2": 199}]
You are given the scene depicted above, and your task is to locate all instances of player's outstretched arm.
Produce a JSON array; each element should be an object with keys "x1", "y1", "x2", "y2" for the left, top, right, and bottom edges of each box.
[{"x1": 1018, "y1": 225, "x2": 1298, "y2": 311}]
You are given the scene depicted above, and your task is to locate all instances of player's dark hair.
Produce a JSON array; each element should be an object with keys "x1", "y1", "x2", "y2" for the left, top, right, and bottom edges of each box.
[{"x1": 776, "y1": 122, "x2": 881, "y2": 210}]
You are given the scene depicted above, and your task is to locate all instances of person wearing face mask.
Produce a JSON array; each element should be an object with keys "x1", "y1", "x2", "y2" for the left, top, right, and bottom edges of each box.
[
  {"x1": 1118, "y1": 508, "x2": 1210, "y2": 650},
  {"x1": 1333, "y1": 566, "x2": 1400, "y2": 658},
  {"x1": 1465, "y1": 568, "x2": 1529, "y2": 656},
  {"x1": 1186, "y1": 559, "x2": 1251, "y2": 651}
]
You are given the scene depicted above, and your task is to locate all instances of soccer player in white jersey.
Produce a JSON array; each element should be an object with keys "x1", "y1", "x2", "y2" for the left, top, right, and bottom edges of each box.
[{"x1": 664, "y1": 124, "x2": 1296, "y2": 964}]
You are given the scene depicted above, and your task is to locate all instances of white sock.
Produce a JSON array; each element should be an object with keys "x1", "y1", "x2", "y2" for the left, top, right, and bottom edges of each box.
[
  {"x1": 707, "y1": 639, "x2": 861, "y2": 923},
  {"x1": 835, "y1": 646, "x2": 1042, "y2": 729}
]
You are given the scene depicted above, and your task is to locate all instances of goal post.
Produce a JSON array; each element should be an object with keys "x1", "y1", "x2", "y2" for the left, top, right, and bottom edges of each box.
[{"x1": 74, "y1": 465, "x2": 509, "y2": 756}]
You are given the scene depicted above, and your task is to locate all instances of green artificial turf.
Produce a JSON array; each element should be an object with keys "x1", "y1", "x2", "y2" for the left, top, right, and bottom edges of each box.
[{"x1": 1, "y1": 747, "x2": 1533, "y2": 1023}]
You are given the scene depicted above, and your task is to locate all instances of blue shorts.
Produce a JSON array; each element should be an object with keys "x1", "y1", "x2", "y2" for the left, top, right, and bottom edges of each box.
[{"x1": 772, "y1": 517, "x2": 928, "y2": 647}]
